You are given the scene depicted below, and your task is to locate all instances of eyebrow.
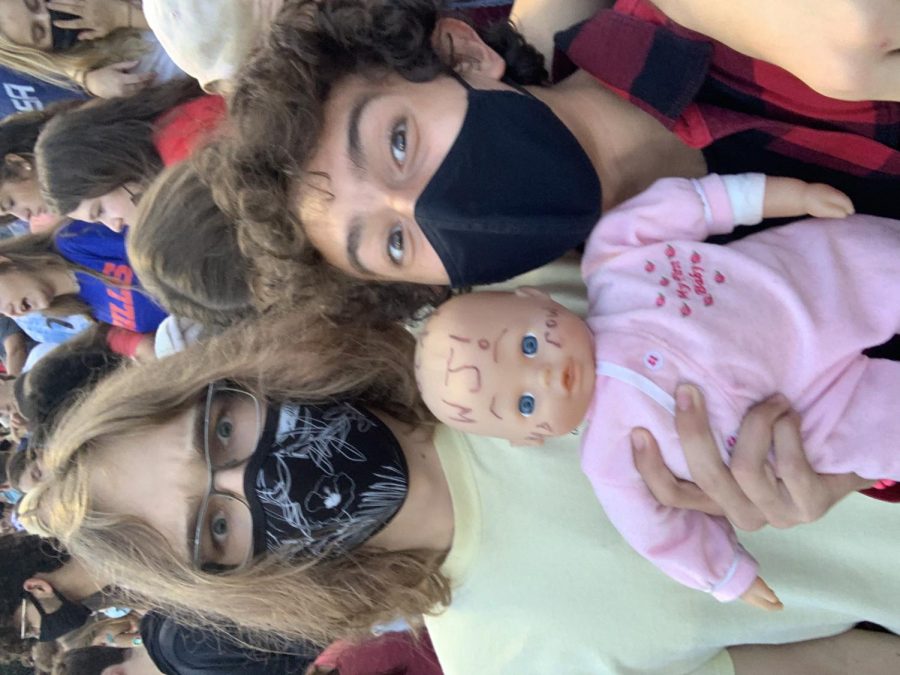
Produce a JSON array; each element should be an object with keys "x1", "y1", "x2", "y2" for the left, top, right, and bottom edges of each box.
[
  {"x1": 347, "y1": 217, "x2": 376, "y2": 277},
  {"x1": 347, "y1": 91, "x2": 381, "y2": 174},
  {"x1": 185, "y1": 402, "x2": 207, "y2": 559}
]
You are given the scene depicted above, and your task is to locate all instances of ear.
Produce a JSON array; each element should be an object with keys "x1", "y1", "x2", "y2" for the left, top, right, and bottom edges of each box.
[
  {"x1": 432, "y1": 18, "x2": 506, "y2": 81},
  {"x1": 514, "y1": 286, "x2": 552, "y2": 302},
  {"x1": 3, "y1": 154, "x2": 33, "y2": 177},
  {"x1": 100, "y1": 666, "x2": 127, "y2": 675},
  {"x1": 22, "y1": 577, "x2": 54, "y2": 598}
]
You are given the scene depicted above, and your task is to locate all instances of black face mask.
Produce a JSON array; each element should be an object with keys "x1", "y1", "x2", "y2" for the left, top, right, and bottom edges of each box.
[
  {"x1": 244, "y1": 402, "x2": 408, "y2": 558},
  {"x1": 415, "y1": 74, "x2": 602, "y2": 287},
  {"x1": 24, "y1": 588, "x2": 91, "y2": 641},
  {"x1": 49, "y1": 9, "x2": 81, "y2": 51}
]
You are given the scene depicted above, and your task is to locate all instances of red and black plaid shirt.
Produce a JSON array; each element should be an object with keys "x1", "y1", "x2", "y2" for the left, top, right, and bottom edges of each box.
[{"x1": 556, "y1": 0, "x2": 900, "y2": 220}]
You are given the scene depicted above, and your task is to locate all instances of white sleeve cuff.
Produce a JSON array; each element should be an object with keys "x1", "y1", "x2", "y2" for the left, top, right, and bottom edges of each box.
[{"x1": 721, "y1": 173, "x2": 766, "y2": 225}]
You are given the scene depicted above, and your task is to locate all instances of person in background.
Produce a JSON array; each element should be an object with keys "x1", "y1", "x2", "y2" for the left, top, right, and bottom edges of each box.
[
  {"x1": 0, "y1": 224, "x2": 167, "y2": 353},
  {"x1": 0, "y1": 315, "x2": 35, "y2": 375},
  {"x1": 0, "y1": 102, "x2": 76, "y2": 232},
  {"x1": 0, "y1": 0, "x2": 183, "y2": 98},
  {"x1": 35, "y1": 79, "x2": 224, "y2": 233}
]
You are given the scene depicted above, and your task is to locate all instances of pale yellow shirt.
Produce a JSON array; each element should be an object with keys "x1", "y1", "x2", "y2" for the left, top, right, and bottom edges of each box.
[{"x1": 425, "y1": 425, "x2": 900, "y2": 674}]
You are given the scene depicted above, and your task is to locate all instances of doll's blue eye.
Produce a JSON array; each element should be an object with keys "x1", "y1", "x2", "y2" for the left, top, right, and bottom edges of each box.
[
  {"x1": 521, "y1": 334, "x2": 538, "y2": 357},
  {"x1": 518, "y1": 394, "x2": 536, "y2": 416}
]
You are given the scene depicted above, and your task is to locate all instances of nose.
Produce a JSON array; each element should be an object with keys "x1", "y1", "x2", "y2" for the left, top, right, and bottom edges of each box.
[
  {"x1": 213, "y1": 462, "x2": 249, "y2": 498},
  {"x1": 384, "y1": 192, "x2": 417, "y2": 221},
  {"x1": 102, "y1": 217, "x2": 125, "y2": 233}
]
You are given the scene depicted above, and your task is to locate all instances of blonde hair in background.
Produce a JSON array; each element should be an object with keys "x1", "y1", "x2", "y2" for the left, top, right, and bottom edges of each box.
[
  {"x1": 21, "y1": 312, "x2": 448, "y2": 647},
  {"x1": 0, "y1": 29, "x2": 146, "y2": 90}
]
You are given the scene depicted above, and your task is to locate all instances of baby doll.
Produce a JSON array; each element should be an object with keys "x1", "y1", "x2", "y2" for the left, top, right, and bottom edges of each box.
[{"x1": 415, "y1": 173, "x2": 900, "y2": 610}]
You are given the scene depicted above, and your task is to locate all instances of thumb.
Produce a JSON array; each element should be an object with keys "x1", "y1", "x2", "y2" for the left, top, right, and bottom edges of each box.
[{"x1": 111, "y1": 60, "x2": 140, "y2": 72}]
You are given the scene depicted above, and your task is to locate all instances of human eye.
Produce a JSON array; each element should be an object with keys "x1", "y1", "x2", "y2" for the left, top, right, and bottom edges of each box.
[
  {"x1": 386, "y1": 224, "x2": 404, "y2": 266},
  {"x1": 521, "y1": 333, "x2": 538, "y2": 357},
  {"x1": 390, "y1": 120, "x2": 407, "y2": 166},
  {"x1": 215, "y1": 414, "x2": 234, "y2": 447},
  {"x1": 518, "y1": 393, "x2": 536, "y2": 417},
  {"x1": 209, "y1": 509, "x2": 230, "y2": 545}
]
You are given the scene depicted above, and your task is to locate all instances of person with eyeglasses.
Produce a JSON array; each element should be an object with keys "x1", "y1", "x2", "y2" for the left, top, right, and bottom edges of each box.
[
  {"x1": 34, "y1": 78, "x2": 224, "y2": 235},
  {"x1": 18, "y1": 311, "x2": 900, "y2": 674}
]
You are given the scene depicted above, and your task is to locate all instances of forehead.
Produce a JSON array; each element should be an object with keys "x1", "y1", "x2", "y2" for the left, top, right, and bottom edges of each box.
[{"x1": 89, "y1": 407, "x2": 200, "y2": 559}]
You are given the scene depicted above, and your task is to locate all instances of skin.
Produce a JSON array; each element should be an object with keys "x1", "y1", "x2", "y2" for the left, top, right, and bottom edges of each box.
[
  {"x1": 89, "y1": 395, "x2": 454, "y2": 563},
  {"x1": 0, "y1": 0, "x2": 52, "y2": 49},
  {"x1": 416, "y1": 288, "x2": 595, "y2": 444},
  {"x1": 294, "y1": 18, "x2": 706, "y2": 285},
  {"x1": 0, "y1": 155, "x2": 65, "y2": 230},
  {"x1": 632, "y1": 386, "x2": 873, "y2": 530},
  {"x1": 0, "y1": 264, "x2": 77, "y2": 317},
  {"x1": 101, "y1": 647, "x2": 163, "y2": 675},
  {"x1": 512, "y1": 0, "x2": 900, "y2": 102},
  {"x1": 69, "y1": 183, "x2": 142, "y2": 233},
  {"x1": 12, "y1": 557, "x2": 102, "y2": 638}
]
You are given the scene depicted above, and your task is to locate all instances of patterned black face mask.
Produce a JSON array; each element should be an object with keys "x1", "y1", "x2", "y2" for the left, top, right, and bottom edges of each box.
[{"x1": 244, "y1": 402, "x2": 409, "y2": 558}]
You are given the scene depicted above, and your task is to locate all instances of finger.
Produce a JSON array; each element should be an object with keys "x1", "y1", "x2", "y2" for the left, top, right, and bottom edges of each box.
[
  {"x1": 727, "y1": 394, "x2": 794, "y2": 524},
  {"x1": 675, "y1": 385, "x2": 762, "y2": 527},
  {"x1": 52, "y1": 19, "x2": 87, "y2": 29},
  {"x1": 632, "y1": 428, "x2": 724, "y2": 515},
  {"x1": 78, "y1": 30, "x2": 101, "y2": 41},
  {"x1": 119, "y1": 71, "x2": 156, "y2": 85},
  {"x1": 110, "y1": 60, "x2": 140, "y2": 72},
  {"x1": 47, "y1": 1, "x2": 83, "y2": 11},
  {"x1": 768, "y1": 410, "x2": 824, "y2": 524}
]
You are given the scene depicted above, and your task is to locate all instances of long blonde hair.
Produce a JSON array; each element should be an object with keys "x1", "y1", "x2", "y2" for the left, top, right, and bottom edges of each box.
[
  {"x1": 21, "y1": 313, "x2": 449, "y2": 646},
  {"x1": 0, "y1": 29, "x2": 146, "y2": 90}
]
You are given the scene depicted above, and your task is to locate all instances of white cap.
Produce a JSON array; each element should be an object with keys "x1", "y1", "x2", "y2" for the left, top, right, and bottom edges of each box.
[
  {"x1": 154, "y1": 316, "x2": 205, "y2": 358},
  {"x1": 144, "y1": 0, "x2": 283, "y2": 90}
]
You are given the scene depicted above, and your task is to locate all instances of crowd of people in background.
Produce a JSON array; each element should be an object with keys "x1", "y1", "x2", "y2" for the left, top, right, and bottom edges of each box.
[{"x1": 0, "y1": 0, "x2": 897, "y2": 673}]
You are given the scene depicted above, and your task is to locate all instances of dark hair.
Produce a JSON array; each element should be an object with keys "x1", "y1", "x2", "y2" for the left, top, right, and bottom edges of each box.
[
  {"x1": 16, "y1": 325, "x2": 124, "y2": 444},
  {"x1": 214, "y1": 0, "x2": 542, "y2": 324},
  {"x1": 0, "y1": 100, "x2": 81, "y2": 184},
  {"x1": 36, "y1": 78, "x2": 203, "y2": 215},
  {"x1": 52, "y1": 646, "x2": 127, "y2": 675},
  {"x1": 5, "y1": 444, "x2": 30, "y2": 490},
  {"x1": 0, "y1": 534, "x2": 66, "y2": 619}
]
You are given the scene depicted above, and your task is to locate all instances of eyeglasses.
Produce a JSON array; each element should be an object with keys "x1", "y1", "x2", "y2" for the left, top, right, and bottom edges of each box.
[
  {"x1": 191, "y1": 382, "x2": 262, "y2": 572},
  {"x1": 20, "y1": 597, "x2": 37, "y2": 640}
]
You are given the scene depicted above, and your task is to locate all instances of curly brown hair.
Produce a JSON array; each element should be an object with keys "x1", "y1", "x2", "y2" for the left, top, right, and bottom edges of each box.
[{"x1": 210, "y1": 0, "x2": 545, "y2": 326}]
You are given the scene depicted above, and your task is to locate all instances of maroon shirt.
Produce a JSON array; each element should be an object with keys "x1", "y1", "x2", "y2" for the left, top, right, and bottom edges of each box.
[{"x1": 555, "y1": 0, "x2": 900, "y2": 221}]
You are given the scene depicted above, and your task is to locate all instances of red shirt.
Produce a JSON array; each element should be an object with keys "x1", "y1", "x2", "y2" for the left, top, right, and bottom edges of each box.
[{"x1": 152, "y1": 95, "x2": 227, "y2": 166}]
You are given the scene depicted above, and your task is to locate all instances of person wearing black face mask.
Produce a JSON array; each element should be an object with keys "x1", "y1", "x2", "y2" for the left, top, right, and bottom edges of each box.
[{"x1": 220, "y1": 0, "x2": 900, "y2": 326}]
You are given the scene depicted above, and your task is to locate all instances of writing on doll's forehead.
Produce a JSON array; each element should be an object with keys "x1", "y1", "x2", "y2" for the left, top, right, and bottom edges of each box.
[{"x1": 432, "y1": 325, "x2": 508, "y2": 426}]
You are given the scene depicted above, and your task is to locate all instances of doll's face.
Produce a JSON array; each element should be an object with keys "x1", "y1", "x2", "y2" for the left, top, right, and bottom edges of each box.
[{"x1": 416, "y1": 289, "x2": 595, "y2": 444}]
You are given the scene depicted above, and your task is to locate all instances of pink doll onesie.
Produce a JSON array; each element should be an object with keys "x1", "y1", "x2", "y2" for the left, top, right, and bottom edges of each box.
[{"x1": 580, "y1": 173, "x2": 900, "y2": 602}]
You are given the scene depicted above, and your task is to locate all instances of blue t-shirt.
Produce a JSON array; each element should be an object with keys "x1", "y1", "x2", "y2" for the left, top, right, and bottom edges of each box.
[
  {"x1": 0, "y1": 67, "x2": 85, "y2": 119},
  {"x1": 13, "y1": 312, "x2": 93, "y2": 344},
  {"x1": 54, "y1": 221, "x2": 167, "y2": 333}
]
